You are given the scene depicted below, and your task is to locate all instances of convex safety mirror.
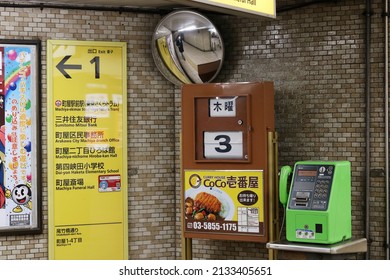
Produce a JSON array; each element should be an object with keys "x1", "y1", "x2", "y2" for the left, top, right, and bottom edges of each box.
[{"x1": 152, "y1": 10, "x2": 224, "y2": 86}]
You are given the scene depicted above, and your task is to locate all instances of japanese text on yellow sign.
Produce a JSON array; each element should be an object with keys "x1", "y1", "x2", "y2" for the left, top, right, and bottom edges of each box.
[{"x1": 47, "y1": 40, "x2": 128, "y2": 260}]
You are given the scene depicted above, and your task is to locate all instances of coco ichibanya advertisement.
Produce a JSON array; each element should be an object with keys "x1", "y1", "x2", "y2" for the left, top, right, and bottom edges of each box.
[
  {"x1": 0, "y1": 43, "x2": 39, "y2": 232},
  {"x1": 184, "y1": 170, "x2": 265, "y2": 238}
]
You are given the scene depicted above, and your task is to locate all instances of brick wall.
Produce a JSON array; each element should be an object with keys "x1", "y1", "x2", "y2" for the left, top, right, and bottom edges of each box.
[{"x1": 0, "y1": 0, "x2": 387, "y2": 260}]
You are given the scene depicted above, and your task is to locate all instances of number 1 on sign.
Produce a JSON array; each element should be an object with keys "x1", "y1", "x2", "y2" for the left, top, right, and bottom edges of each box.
[{"x1": 90, "y1": 56, "x2": 100, "y2": 79}]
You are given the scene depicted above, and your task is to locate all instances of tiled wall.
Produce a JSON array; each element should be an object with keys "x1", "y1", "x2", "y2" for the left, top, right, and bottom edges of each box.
[{"x1": 0, "y1": 0, "x2": 387, "y2": 260}]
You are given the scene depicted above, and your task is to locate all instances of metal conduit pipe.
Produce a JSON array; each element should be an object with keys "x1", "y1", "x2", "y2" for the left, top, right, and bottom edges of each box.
[
  {"x1": 385, "y1": 0, "x2": 390, "y2": 261},
  {"x1": 365, "y1": 0, "x2": 372, "y2": 260}
]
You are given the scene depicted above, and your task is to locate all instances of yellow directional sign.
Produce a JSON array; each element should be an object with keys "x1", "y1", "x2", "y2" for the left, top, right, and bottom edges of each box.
[{"x1": 47, "y1": 40, "x2": 128, "y2": 260}]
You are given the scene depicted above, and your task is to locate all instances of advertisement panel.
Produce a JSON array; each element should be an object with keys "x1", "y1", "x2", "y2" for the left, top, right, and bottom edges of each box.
[
  {"x1": 0, "y1": 40, "x2": 41, "y2": 234},
  {"x1": 184, "y1": 170, "x2": 265, "y2": 240},
  {"x1": 47, "y1": 40, "x2": 128, "y2": 259},
  {"x1": 181, "y1": 82, "x2": 275, "y2": 246}
]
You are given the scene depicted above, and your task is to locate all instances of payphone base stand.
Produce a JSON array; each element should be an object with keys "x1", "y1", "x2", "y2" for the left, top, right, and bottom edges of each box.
[{"x1": 266, "y1": 238, "x2": 367, "y2": 260}]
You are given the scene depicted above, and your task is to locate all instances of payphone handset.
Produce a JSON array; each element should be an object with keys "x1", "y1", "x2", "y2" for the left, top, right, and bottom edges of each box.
[
  {"x1": 279, "y1": 161, "x2": 352, "y2": 244},
  {"x1": 279, "y1": 165, "x2": 292, "y2": 207}
]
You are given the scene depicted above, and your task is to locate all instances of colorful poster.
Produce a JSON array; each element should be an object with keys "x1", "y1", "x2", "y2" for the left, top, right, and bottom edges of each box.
[
  {"x1": 0, "y1": 41, "x2": 41, "y2": 233},
  {"x1": 47, "y1": 40, "x2": 128, "y2": 259},
  {"x1": 184, "y1": 170, "x2": 265, "y2": 238}
]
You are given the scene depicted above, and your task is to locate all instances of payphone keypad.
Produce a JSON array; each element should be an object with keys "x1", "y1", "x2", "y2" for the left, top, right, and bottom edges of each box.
[{"x1": 312, "y1": 179, "x2": 331, "y2": 210}]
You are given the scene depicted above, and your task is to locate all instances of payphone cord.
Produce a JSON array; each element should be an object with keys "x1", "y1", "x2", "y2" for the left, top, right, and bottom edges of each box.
[{"x1": 278, "y1": 206, "x2": 287, "y2": 241}]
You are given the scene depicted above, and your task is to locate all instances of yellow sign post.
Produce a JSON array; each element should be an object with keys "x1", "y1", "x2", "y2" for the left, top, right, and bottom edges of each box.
[{"x1": 47, "y1": 40, "x2": 128, "y2": 260}]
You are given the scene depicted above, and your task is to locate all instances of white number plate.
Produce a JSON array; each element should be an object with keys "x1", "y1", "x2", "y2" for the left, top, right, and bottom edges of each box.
[{"x1": 204, "y1": 131, "x2": 243, "y2": 159}]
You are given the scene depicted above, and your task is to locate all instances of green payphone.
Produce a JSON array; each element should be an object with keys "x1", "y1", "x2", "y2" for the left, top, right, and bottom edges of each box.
[{"x1": 279, "y1": 161, "x2": 352, "y2": 244}]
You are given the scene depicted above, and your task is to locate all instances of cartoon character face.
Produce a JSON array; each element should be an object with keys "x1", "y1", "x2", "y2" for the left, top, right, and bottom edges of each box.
[{"x1": 11, "y1": 184, "x2": 32, "y2": 206}]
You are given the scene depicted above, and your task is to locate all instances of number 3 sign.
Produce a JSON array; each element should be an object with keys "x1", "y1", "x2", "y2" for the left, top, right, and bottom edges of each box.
[{"x1": 204, "y1": 131, "x2": 243, "y2": 159}]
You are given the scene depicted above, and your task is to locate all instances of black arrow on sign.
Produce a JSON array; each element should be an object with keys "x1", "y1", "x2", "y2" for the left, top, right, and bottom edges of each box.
[{"x1": 56, "y1": 55, "x2": 82, "y2": 79}]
